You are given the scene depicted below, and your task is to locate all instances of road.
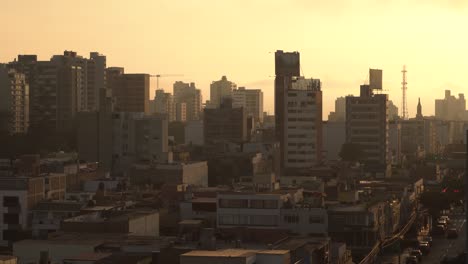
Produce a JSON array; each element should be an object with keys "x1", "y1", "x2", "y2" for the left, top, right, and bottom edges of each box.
[{"x1": 379, "y1": 207, "x2": 466, "y2": 264}]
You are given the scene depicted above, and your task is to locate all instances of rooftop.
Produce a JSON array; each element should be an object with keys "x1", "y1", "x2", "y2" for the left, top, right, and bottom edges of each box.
[
  {"x1": 32, "y1": 201, "x2": 84, "y2": 212},
  {"x1": 0, "y1": 255, "x2": 17, "y2": 261},
  {"x1": 63, "y1": 253, "x2": 112, "y2": 261},
  {"x1": 181, "y1": 249, "x2": 257, "y2": 258}
]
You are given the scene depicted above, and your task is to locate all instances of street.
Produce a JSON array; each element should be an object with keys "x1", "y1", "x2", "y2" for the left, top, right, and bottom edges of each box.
[{"x1": 379, "y1": 207, "x2": 466, "y2": 264}]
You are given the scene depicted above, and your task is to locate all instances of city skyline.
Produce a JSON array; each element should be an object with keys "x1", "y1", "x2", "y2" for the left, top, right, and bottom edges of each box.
[{"x1": 2, "y1": 0, "x2": 468, "y2": 119}]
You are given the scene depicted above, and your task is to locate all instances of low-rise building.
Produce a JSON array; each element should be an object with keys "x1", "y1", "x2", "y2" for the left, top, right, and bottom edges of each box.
[
  {"x1": 0, "y1": 176, "x2": 45, "y2": 247},
  {"x1": 31, "y1": 201, "x2": 84, "y2": 239},
  {"x1": 131, "y1": 161, "x2": 208, "y2": 187},
  {"x1": 216, "y1": 189, "x2": 328, "y2": 236},
  {"x1": 61, "y1": 210, "x2": 159, "y2": 237}
]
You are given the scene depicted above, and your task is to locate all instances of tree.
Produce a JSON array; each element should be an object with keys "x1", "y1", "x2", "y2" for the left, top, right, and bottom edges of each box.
[{"x1": 339, "y1": 143, "x2": 365, "y2": 162}]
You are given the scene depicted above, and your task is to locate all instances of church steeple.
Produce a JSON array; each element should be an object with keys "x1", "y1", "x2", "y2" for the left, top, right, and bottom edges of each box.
[{"x1": 416, "y1": 97, "x2": 423, "y2": 119}]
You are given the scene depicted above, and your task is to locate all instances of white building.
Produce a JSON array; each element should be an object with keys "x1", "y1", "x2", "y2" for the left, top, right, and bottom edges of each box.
[
  {"x1": 0, "y1": 65, "x2": 29, "y2": 134},
  {"x1": 283, "y1": 77, "x2": 322, "y2": 175},
  {"x1": 173, "y1": 81, "x2": 202, "y2": 122},
  {"x1": 152, "y1": 89, "x2": 175, "y2": 121},
  {"x1": 232, "y1": 87, "x2": 264, "y2": 124},
  {"x1": 209, "y1": 76, "x2": 236, "y2": 108},
  {"x1": 112, "y1": 113, "x2": 170, "y2": 174},
  {"x1": 216, "y1": 190, "x2": 327, "y2": 235},
  {"x1": 0, "y1": 177, "x2": 45, "y2": 247}
]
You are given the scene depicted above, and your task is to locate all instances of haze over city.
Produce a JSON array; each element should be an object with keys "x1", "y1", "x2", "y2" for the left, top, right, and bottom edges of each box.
[
  {"x1": 1, "y1": 1, "x2": 467, "y2": 264},
  {"x1": 2, "y1": 0, "x2": 468, "y2": 118}
]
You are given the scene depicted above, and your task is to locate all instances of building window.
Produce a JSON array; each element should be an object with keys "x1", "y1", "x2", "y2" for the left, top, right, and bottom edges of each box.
[
  {"x1": 249, "y1": 199, "x2": 278, "y2": 209},
  {"x1": 3, "y1": 213, "x2": 19, "y2": 225},
  {"x1": 309, "y1": 215, "x2": 324, "y2": 224},
  {"x1": 283, "y1": 215, "x2": 299, "y2": 224},
  {"x1": 3, "y1": 196, "x2": 19, "y2": 207},
  {"x1": 219, "y1": 199, "x2": 248, "y2": 208}
]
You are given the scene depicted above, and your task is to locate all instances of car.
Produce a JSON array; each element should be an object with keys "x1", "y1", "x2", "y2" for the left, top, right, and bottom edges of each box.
[
  {"x1": 418, "y1": 242, "x2": 430, "y2": 255},
  {"x1": 419, "y1": 236, "x2": 433, "y2": 247},
  {"x1": 437, "y1": 215, "x2": 450, "y2": 225},
  {"x1": 447, "y1": 228, "x2": 458, "y2": 239},
  {"x1": 437, "y1": 220, "x2": 448, "y2": 228},
  {"x1": 406, "y1": 255, "x2": 419, "y2": 264},
  {"x1": 439, "y1": 215, "x2": 450, "y2": 223},
  {"x1": 410, "y1": 249, "x2": 423, "y2": 261}
]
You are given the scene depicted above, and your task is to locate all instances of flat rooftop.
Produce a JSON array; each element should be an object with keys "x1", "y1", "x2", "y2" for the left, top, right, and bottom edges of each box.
[{"x1": 182, "y1": 249, "x2": 257, "y2": 258}]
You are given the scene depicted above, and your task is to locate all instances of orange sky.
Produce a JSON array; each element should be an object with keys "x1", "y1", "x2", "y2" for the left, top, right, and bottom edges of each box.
[{"x1": 2, "y1": 0, "x2": 468, "y2": 119}]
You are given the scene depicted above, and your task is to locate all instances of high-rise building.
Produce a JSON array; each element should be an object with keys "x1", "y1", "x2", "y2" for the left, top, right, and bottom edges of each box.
[
  {"x1": 388, "y1": 100, "x2": 399, "y2": 121},
  {"x1": 77, "y1": 89, "x2": 113, "y2": 173},
  {"x1": 274, "y1": 51, "x2": 322, "y2": 176},
  {"x1": 173, "y1": 81, "x2": 202, "y2": 121},
  {"x1": 204, "y1": 98, "x2": 247, "y2": 145},
  {"x1": 209, "y1": 76, "x2": 236, "y2": 108},
  {"x1": 152, "y1": 89, "x2": 175, "y2": 121},
  {"x1": 346, "y1": 74, "x2": 391, "y2": 178},
  {"x1": 107, "y1": 68, "x2": 150, "y2": 114},
  {"x1": 435, "y1": 90, "x2": 467, "y2": 121},
  {"x1": 232, "y1": 87, "x2": 264, "y2": 124},
  {"x1": 400, "y1": 99, "x2": 437, "y2": 157},
  {"x1": 275, "y1": 51, "x2": 300, "y2": 175},
  {"x1": 111, "y1": 113, "x2": 170, "y2": 174},
  {"x1": 0, "y1": 65, "x2": 29, "y2": 134},
  {"x1": 50, "y1": 51, "x2": 86, "y2": 130},
  {"x1": 328, "y1": 97, "x2": 346, "y2": 122},
  {"x1": 86, "y1": 52, "x2": 106, "y2": 111}
]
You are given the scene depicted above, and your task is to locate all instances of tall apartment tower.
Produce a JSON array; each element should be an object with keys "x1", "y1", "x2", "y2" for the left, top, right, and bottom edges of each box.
[
  {"x1": 107, "y1": 67, "x2": 150, "y2": 114},
  {"x1": 346, "y1": 72, "x2": 391, "y2": 178},
  {"x1": 435, "y1": 90, "x2": 467, "y2": 121},
  {"x1": 209, "y1": 76, "x2": 236, "y2": 108},
  {"x1": 274, "y1": 51, "x2": 323, "y2": 176},
  {"x1": 51, "y1": 51, "x2": 86, "y2": 130},
  {"x1": 0, "y1": 65, "x2": 29, "y2": 134},
  {"x1": 328, "y1": 97, "x2": 346, "y2": 121},
  {"x1": 173, "y1": 81, "x2": 202, "y2": 121},
  {"x1": 152, "y1": 89, "x2": 175, "y2": 121},
  {"x1": 232, "y1": 87, "x2": 264, "y2": 124},
  {"x1": 87, "y1": 52, "x2": 106, "y2": 111}
]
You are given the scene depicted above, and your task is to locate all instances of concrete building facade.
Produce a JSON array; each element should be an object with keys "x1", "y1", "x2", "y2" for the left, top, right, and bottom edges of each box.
[
  {"x1": 346, "y1": 83, "x2": 391, "y2": 178},
  {"x1": 232, "y1": 87, "x2": 264, "y2": 124},
  {"x1": 0, "y1": 66, "x2": 29, "y2": 134},
  {"x1": 209, "y1": 76, "x2": 236, "y2": 108},
  {"x1": 173, "y1": 81, "x2": 202, "y2": 122},
  {"x1": 152, "y1": 89, "x2": 175, "y2": 121},
  {"x1": 204, "y1": 98, "x2": 247, "y2": 145},
  {"x1": 435, "y1": 90, "x2": 467, "y2": 121},
  {"x1": 107, "y1": 68, "x2": 150, "y2": 114}
]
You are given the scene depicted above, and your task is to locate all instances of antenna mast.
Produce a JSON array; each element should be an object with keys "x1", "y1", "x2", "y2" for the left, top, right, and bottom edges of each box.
[{"x1": 401, "y1": 65, "x2": 408, "y2": 120}]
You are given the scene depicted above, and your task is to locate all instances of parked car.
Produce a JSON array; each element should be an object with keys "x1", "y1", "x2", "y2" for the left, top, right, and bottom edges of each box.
[
  {"x1": 410, "y1": 249, "x2": 423, "y2": 261},
  {"x1": 418, "y1": 242, "x2": 430, "y2": 255},
  {"x1": 418, "y1": 235, "x2": 433, "y2": 247},
  {"x1": 406, "y1": 255, "x2": 419, "y2": 264},
  {"x1": 447, "y1": 228, "x2": 458, "y2": 239},
  {"x1": 439, "y1": 215, "x2": 450, "y2": 223},
  {"x1": 437, "y1": 220, "x2": 448, "y2": 228}
]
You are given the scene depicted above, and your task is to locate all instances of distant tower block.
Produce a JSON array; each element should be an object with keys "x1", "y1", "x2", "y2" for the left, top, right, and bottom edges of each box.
[{"x1": 401, "y1": 65, "x2": 408, "y2": 120}]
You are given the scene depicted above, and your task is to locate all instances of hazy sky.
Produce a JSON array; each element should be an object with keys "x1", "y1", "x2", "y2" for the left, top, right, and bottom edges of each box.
[{"x1": 2, "y1": 0, "x2": 468, "y2": 119}]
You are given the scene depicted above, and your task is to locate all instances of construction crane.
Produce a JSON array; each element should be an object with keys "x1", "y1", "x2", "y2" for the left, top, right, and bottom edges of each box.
[{"x1": 149, "y1": 74, "x2": 184, "y2": 91}]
